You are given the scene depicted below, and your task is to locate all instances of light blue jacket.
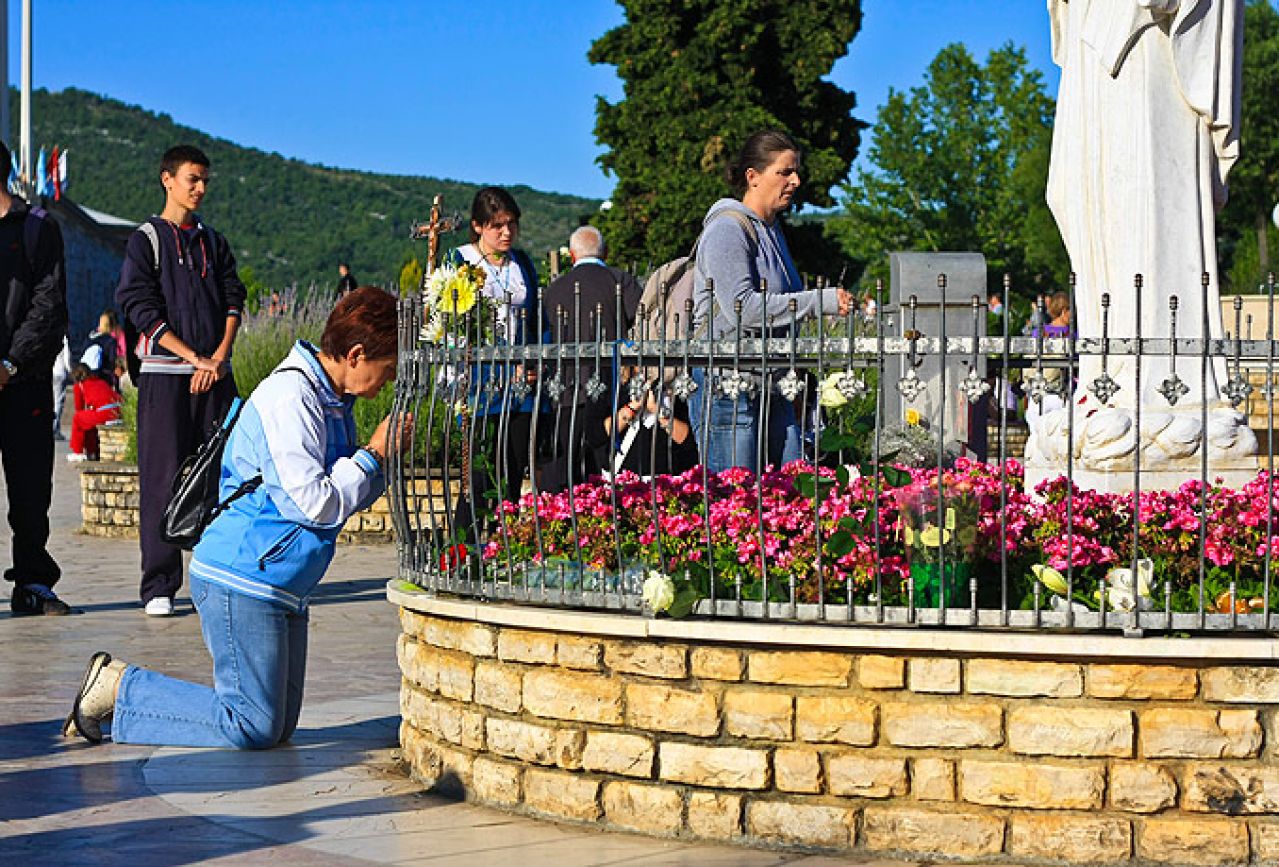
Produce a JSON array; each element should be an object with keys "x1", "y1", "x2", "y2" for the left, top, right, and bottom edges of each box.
[{"x1": 190, "y1": 341, "x2": 385, "y2": 611}]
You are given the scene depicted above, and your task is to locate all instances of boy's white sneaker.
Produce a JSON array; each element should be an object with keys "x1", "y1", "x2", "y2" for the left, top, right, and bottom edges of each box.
[{"x1": 144, "y1": 597, "x2": 174, "y2": 617}]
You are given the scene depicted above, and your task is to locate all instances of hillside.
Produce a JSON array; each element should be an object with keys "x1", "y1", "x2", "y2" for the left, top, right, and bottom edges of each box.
[{"x1": 30, "y1": 88, "x2": 600, "y2": 291}]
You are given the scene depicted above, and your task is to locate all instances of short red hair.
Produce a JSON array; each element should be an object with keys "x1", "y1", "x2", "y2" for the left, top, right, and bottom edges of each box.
[{"x1": 321, "y1": 286, "x2": 399, "y2": 360}]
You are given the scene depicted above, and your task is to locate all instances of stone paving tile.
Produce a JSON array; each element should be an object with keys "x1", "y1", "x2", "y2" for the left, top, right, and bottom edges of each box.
[{"x1": 0, "y1": 440, "x2": 928, "y2": 866}]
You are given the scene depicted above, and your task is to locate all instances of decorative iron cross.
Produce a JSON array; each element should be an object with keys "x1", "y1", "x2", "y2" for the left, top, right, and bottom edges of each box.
[{"x1": 409, "y1": 194, "x2": 465, "y2": 277}]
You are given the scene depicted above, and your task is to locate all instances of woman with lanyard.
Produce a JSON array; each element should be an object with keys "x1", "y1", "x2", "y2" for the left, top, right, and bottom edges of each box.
[
  {"x1": 445, "y1": 187, "x2": 542, "y2": 541},
  {"x1": 690, "y1": 130, "x2": 853, "y2": 473}
]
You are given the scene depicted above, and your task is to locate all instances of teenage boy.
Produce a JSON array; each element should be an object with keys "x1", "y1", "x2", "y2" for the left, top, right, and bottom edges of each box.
[
  {"x1": 0, "y1": 139, "x2": 70, "y2": 615},
  {"x1": 116, "y1": 145, "x2": 245, "y2": 617}
]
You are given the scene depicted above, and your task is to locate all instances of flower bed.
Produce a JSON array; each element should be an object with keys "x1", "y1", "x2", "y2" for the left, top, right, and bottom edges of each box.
[{"x1": 481, "y1": 460, "x2": 1279, "y2": 618}]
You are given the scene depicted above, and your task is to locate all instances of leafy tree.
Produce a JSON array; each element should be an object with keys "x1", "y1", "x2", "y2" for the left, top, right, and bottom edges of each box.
[
  {"x1": 590, "y1": 0, "x2": 865, "y2": 273},
  {"x1": 1219, "y1": 0, "x2": 1279, "y2": 292},
  {"x1": 827, "y1": 44, "x2": 1066, "y2": 298},
  {"x1": 399, "y1": 258, "x2": 424, "y2": 297}
]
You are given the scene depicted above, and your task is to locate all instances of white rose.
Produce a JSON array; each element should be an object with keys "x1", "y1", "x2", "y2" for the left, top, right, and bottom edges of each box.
[
  {"x1": 641, "y1": 571, "x2": 676, "y2": 613},
  {"x1": 1104, "y1": 558, "x2": 1155, "y2": 612}
]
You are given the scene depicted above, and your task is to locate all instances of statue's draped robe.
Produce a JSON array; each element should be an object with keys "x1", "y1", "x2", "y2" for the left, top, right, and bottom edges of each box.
[{"x1": 1032, "y1": 0, "x2": 1253, "y2": 467}]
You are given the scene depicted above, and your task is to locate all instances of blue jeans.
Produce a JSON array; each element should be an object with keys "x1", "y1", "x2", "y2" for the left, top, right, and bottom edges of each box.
[
  {"x1": 112, "y1": 577, "x2": 308, "y2": 748},
  {"x1": 688, "y1": 369, "x2": 801, "y2": 474}
]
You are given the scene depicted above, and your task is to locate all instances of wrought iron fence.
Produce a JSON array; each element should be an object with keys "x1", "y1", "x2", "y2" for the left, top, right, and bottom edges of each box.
[{"x1": 386, "y1": 273, "x2": 1279, "y2": 635}]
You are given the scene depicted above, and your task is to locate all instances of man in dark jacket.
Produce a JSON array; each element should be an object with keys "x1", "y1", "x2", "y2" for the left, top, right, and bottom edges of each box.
[
  {"x1": 539, "y1": 225, "x2": 641, "y2": 492},
  {"x1": 335, "y1": 262, "x2": 357, "y2": 300},
  {"x1": 0, "y1": 139, "x2": 70, "y2": 615},
  {"x1": 116, "y1": 145, "x2": 246, "y2": 617}
]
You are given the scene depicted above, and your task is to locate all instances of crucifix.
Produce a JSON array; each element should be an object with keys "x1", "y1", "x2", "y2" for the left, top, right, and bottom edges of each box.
[{"x1": 410, "y1": 194, "x2": 464, "y2": 278}]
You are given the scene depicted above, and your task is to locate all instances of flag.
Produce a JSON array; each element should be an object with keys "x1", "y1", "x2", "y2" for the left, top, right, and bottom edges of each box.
[
  {"x1": 35, "y1": 146, "x2": 47, "y2": 198},
  {"x1": 57, "y1": 148, "x2": 68, "y2": 196},
  {"x1": 49, "y1": 146, "x2": 60, "y2": 200},
  {"x1": 7, "y1": 151, "x2": 16, "y2": 195}
]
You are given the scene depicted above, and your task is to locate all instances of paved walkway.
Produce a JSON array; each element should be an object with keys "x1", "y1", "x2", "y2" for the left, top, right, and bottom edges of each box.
[{"x1": 0, "y1": 439, "x2": 969, "y2": 865}]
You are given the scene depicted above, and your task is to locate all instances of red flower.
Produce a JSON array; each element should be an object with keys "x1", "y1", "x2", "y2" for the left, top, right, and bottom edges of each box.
[{"x1": 440, "y1": 544, "x2": 468, "y2": 571}]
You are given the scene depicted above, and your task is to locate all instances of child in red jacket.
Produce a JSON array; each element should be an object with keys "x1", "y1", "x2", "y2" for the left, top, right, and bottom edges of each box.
[{"x1": 68, "y1": 363, "x2": 122, "y2": 461}]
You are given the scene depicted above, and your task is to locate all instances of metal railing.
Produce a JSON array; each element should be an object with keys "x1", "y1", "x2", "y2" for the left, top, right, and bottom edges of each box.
[{"x1": 386, "y1": 273, "x2": 1279, "y2": 635}]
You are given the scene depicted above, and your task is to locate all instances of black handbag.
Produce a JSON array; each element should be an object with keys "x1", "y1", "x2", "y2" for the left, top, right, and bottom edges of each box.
[
  {"x1": 160, "y1": 396, "x2": 262, "y2": 550},
  {"x1": 161, "y1": 365, "x2": 311, "y2": 549}
]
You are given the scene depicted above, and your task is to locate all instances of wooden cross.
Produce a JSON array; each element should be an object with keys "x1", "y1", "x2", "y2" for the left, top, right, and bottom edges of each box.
[{"x1": 410, "y1": 194, "x2": 464, "y2": 277}]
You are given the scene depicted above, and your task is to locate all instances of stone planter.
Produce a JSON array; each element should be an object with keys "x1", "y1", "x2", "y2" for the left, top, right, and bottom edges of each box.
[
  {"x1": 97, "y1": 423, "x2": 129, "y2": 463},
  {"x1": 390, "y1": 584, "x2": 1279, "y2": 866},
  {"x1": 79, "y1": 464, "x2": 458, "y2": 544}
]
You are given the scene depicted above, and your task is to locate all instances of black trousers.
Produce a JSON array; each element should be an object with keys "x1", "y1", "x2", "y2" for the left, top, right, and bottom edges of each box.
[
  {"x1": 0, "y1": 376, "x2": 59, "y2": 588},
  {"x1": 136, "y1": 373, "x2": 237, "y2": 603},
  {"x1": 540, "y1": 401, "x2": 611, "y2": 494}
]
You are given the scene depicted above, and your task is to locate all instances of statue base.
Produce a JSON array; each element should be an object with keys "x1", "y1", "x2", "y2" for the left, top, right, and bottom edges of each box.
[{"x1": 1024, "y1": 456, "x2": 1261, "y2": 496}]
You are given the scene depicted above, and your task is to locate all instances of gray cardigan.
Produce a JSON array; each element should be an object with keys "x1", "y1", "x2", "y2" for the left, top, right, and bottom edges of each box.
[{"x1": 691, "y1": 198, "x2": 838, "y2": 339}]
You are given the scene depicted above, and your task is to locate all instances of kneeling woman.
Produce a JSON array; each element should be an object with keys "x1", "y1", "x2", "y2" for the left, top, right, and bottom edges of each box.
[{"x1": 66, "y1": 287, "x2": 405, "y2": 748}]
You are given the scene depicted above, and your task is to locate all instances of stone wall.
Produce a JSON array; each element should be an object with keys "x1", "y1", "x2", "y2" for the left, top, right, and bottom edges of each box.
[
  {"x1": 393, "y1": 595, "x2": 1279, "y2": 865},
  {"x1": 79, "y1": 464, "x2": 454, "y2": 544}
]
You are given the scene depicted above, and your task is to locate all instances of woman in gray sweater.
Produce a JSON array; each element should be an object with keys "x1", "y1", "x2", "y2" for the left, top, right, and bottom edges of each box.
[{"x1": 689, "y1": 130, "x2": 851, "y2": 473}]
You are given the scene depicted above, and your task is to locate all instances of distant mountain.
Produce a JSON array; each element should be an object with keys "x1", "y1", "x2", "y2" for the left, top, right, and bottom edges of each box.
[{"x1": 30, "y1": 87, "x2": 600, "y2": 291}]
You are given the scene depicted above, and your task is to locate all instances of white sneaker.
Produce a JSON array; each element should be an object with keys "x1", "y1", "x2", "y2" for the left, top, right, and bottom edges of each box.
[
  {"x1": 144, "y1": 596, "x2": 174, "y2": 617},
  {"x1": 64, "y1": 652, "x2": 128, "y2": 743},
  {"x1": 65, "y1": 452, "x2": 88, "y2": 463}
]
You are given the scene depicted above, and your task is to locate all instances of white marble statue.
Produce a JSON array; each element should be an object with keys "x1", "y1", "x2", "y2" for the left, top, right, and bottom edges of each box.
[{"x1": 1028, "y1": 0, "x2": 1257, "y2": 481}]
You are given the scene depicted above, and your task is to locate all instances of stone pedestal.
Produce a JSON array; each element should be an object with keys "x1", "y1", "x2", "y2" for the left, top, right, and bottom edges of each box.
[
  {"x1": 1024, "y1": 458, "x2": 1261, "y2": 496},
  {"x1": 886, "y1": 252, "x2": 988, "y2": 459}
]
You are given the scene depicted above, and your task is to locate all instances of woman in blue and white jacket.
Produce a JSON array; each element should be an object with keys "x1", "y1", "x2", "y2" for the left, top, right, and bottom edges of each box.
[{"x1": 66, "y1": 287, "x2": 406, "y2": 748}]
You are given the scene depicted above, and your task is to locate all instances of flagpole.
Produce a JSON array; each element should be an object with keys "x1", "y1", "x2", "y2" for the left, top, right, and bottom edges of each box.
[
  {"x1": 20, "y1": 0, "x2": 32, "y2": 201},
  {"x1": 0, "y1": 0, "x2": 9, "y2": 154}
]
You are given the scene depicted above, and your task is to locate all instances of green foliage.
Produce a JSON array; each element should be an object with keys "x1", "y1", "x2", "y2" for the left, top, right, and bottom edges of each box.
[
  {"x1": 398, "y1": 258, "x2": 424, "y2": 298},
  {"x1": 238, "y1": 265, "x2": 268, "y2": 314},
  {"x1": 589, "y1": 0, "x2": 865, "y2": 274},
  {"x1": 828, "y1": 43, "x2": 1067, "y2": 298},
  {"x1": 1228, "y1": 222, "x2": 1279, "y2": 294},
  {"x1": 31, "y1": 87, "x2": 597, "y2": 291},
  {"x1": 121, "y1": 386, "x2": 137, "y2": 463},
  {"x1": 1218, "y1": 0, "x2": 1279, "y2": 290}
]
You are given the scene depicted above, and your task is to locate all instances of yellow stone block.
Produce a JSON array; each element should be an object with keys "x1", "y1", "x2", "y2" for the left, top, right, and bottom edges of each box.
[
  {"x1": 604, "y1": 641, "x2": 688, "y2": 679},
  {"x1": 626, "y1": 682, "x2": 719, "y2": 736},
  {"x1": 1007, "y1": 706, "x2": 1134, "y2": 757},
  {"x1": 746, "y1": 651, "x2": 852, "y2": 687},
  {"x1": 524, "y1": 768, "x2": 601, "y2": 822},
  {"x1": 523, "y1": 668, "x2": 623, "y2": 725},
  {"x1": 1009, "y1": 814, "x2": 1132, "y2": 863},
  {"x1": 881, "y1": 702, "x2": 1001, "y2": 749},
  {"x1": 581, "y1": 731, "x2": 654, "y2": 778},
  {"x1": 861, "y1": 807, "x2": 1004, "y2": 858},
  {"x1": 658, "y1": 742, "x2": 768, "y2": 790},
  {"x1": 690, "y1": 647, "x2": 743, "y2": 681},
  {"x1": 602, "y1": 781, "x2": 682, "y2": 836},
  {"x1": 794, "y1": 696, "x2": 877, "y2": 745},
  {"x1": 1137, "y1": 818, "x2": 1249, "y2": 866},
  {"x1": 746, "y1": 800, "x2": 853, "y2": 848},
  {"x1": 960, "y1": 760, "x2": 1104, "y2": 810},
  {"x1": 1139, "y1": 708, "x2": 1262, "y2": 759},
  {"x1": 826, "y1": 754, "x2": 908, "y2": 798},
  {"x1": 723, "y1": 690, "x2": 793, "y2": 740}
]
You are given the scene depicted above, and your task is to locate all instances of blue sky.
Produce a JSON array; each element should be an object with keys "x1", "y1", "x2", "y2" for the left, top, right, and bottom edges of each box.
[{"x1": 19, "y1": 0, "x2": 1056, "y2": 200}]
